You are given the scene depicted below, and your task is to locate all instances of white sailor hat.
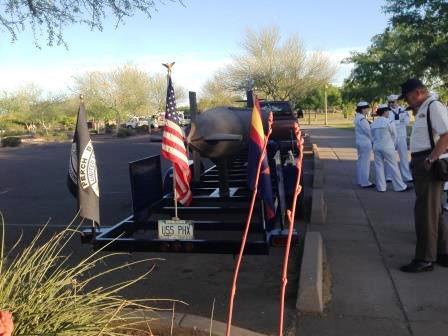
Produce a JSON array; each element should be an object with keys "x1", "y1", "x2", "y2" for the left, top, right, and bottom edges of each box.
[
  {"x1": 387, "y1": 94, "x2": 399, "y2": 102},
  {"x1": 357, "y1": 101, "x2": 369, "y2": 108},
  {"x1": 376, "y1": 103, "x2": 390, "y2": 115}
]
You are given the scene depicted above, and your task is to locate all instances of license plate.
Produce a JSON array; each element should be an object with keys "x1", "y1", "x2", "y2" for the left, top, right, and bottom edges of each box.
[{"x1": 158, "y1": 220, "x2": 194, "y2": 240}]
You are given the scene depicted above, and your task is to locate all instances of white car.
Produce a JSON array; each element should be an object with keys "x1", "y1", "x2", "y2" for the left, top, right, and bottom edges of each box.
[{"x1": 125, "y1": 117, "x2": 158, "y2": 130}]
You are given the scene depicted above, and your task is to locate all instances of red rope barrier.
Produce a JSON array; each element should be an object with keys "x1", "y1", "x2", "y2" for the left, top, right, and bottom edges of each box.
[
  {"x1": 278, "y1": 123, "x2": 304, "y2": 336},
  {"x1": 225, "y1": 112, "x2": 274, "y2": 336}
]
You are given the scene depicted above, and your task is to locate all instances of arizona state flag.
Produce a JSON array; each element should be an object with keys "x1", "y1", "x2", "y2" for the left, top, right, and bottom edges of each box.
[
  {"x1": 247, "y1": 97, "x2": 275, "y2": 219},
  {"x1": 68, "y1": 98, "x2": 100, "y2": 225}
]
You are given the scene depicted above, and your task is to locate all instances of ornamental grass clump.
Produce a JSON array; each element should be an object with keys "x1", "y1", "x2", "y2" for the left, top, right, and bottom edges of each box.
[{"x1": 0, "y1": 214, "x2": 161, "y2": 335}]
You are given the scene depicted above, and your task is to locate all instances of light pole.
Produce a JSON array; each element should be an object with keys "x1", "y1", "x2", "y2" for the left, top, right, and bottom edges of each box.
[{"x1": 324, "y1": 84, "x2": 328, "y2": 126}]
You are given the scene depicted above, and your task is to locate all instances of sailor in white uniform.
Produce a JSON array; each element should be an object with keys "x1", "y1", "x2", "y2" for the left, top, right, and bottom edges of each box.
[
  {"x1": 371, "y1": 104, "x2": 408, "y2": 192},
  {"x1": 388, "y1": 94, "x2": 413, "y2": 182},
  {"x1": 354, "y1": 101, "x2": 374, "y2": 188}
]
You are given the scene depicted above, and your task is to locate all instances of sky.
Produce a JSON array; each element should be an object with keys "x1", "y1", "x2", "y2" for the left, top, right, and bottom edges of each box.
[{"x1": 0, "y1": 0, "x2": 390, "y2": 96}]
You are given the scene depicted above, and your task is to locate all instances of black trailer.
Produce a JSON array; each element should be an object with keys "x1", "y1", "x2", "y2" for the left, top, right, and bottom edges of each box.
[
  {"x1": 81, "y1": 137, "x2": 311, "y2": 255},
  {"x1": 81, "y1": 91, "x2": 312, "y2": 255}
]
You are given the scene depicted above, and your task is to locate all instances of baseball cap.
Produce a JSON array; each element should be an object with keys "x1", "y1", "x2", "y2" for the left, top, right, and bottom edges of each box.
[{"x1": 398, "y1": 78, "x2": 425, "y2": 99}]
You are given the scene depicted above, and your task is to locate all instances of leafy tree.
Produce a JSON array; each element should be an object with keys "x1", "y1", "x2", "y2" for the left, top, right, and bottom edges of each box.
[
  {"x1": 74, "y1": 64, "x2": 186, "y2": 125},
  {"x1": 342, "y1": 25, "x2": 427, "y2": 102},
  {"x1": 0, "y1": 0, "x2": 180, "y2": 46},
  {"x1": 384, "y1": 0, "x2": 448, "y2": 83},
  {"x1": 218, "y1": 26, "x2": 337, "y2": 104},
  {"x1": 0, "y1": 85, "x2": 72, "y2": 133},
  {"x1": 343, "y1": 0, "x2": 448, "y2": 102},
  {"x1": 147, "y1": 73, "x2": 186, "y2": 114},
  {"x1": 296, "y1": 84, "x2": 342, "y2": 110},
  {"x1": 198, "y1": 73, "x2": 243, "y2": 111}
]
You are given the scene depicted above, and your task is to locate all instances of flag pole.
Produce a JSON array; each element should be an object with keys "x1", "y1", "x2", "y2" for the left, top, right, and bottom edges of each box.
[
  {"x1": 163, "y1": 62, "x2": 179, "y2": 220},
  {"x1": 173, "y1": 169, "x2": 178, "y2": 220}
]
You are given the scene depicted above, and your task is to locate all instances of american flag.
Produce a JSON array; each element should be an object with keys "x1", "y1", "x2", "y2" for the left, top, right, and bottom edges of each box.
[{"x1": 161, "y1": 74, "x2": 192, "y2": 206}]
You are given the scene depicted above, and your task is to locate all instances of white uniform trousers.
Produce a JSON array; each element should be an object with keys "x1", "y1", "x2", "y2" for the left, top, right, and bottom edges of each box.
[
  {"x1": 396, "y1": 136, "x2": 413, "y2": 181},
  {"x1": 374, "y1": 147, "x2": 407, "y2": 192},
  {"x1": 356, "y1": 142, "x2": 372, "y2": 187}
]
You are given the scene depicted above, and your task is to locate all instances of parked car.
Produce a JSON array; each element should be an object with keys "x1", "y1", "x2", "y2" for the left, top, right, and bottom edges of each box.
[{"x1": 125, "y1": 116, "x2": 158, "y2": 130}]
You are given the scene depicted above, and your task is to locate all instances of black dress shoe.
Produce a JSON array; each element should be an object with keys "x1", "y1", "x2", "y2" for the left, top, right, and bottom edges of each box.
[
  {"x1": 400, "y1": 260, "x2": 434, "y2": 273},
  {"x1": 361, "y1": 184, "x2": 375, "y2": 189},
  {"x1": 437, "y1": 254, "x2": 448, "y2": 267}
]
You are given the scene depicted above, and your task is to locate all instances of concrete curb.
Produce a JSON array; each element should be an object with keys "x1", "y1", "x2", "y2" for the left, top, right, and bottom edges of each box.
[
  {"x1": 296, "y1": 142, "x2": 329, "y2": 313},
  {"x1": 310, "y1": 189, "x2": 327, "y2": 225},
  {"x1": 313, "y1": 168, "x2": 325, "y2": 189},
  {"x1": 296, "y1": 232, "x2": 325, "y2": 313},
  {"x1": 310, "y1": 144, "x2": 327, "y2": 225},
  {"x1": 312, "y1": 144, "x2": 325, "y2": 189},
  {"x1": 128, "y1": 310, "x2": 267, "y2": 336},
  {"x1": 312, "y1": 144, "x2": 324, "y2": 170}
]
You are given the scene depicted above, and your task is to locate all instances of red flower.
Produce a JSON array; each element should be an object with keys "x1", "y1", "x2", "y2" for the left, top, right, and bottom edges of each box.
[{"x1": 0, "y1": 311, "x2": 13, "y2": 336}]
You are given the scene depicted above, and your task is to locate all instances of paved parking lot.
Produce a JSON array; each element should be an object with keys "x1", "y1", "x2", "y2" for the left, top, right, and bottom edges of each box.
[{"x1": 0, "y1": 134, "x2": 302, "y2": 334}]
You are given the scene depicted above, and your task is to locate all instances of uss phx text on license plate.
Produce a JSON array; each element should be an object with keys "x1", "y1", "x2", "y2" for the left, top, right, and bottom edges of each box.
[{"x1": 158, "y1": 219, "x2": 194, "y2": 240}]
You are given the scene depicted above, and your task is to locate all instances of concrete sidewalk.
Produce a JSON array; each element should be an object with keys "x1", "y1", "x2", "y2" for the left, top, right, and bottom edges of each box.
[{"x1": 296, "y1": 126, "x2": 448, "y2": 336}]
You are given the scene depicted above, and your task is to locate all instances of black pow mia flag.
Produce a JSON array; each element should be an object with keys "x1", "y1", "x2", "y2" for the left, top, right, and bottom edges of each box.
[{"x1": 68, "y1": 98, "x2": 100, "y2": 225}]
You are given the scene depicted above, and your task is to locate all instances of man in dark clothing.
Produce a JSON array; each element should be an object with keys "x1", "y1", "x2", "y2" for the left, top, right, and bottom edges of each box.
[{"x1": 399, "y1": 78, "x2": 448, "y2": 273}]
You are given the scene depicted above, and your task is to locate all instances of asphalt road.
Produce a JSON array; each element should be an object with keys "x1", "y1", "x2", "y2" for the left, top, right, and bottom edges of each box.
[{"x1": 0, "y1": 134, "x2": 301, "y2": 334}]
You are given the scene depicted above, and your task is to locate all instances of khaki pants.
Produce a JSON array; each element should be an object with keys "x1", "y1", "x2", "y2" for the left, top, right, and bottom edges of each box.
[{"x1": 411, "y1": 156, "x2": 448, "y2": 261}]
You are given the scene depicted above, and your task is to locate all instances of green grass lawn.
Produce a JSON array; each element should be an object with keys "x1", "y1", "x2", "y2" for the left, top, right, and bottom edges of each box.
[
  {"x1": 301, "y1": 112, "x2": 415, "y2": 133},
  {"x1": 301, "y1": 111, "x2": 354, "y2": 130}
]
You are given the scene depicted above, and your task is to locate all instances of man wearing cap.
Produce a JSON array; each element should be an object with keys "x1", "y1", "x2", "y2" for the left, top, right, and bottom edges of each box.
[
  {"x1": 400, "y1": 78, "x2": 448, "y2": 273},
  {"x1": 388, "y1": 94, "x2": 413, "y2": 182},
  {"x1": 354, "y1": 101, "x2": 374, "y2": 188},
  {"x1": 371, "y1": 104, "x2": 408, "y2": 192}
]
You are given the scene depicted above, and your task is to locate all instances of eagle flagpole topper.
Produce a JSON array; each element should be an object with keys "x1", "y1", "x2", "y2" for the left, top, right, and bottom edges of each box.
[{"x1": 161, "y1": 62, "x2": 192, "y2": 219}]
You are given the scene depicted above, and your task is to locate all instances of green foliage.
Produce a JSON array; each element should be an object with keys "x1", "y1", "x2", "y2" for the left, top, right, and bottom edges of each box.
[
  {"x1": 0, "y1": 86, "x2": 77, "y2": 135},
  {"x1": 42, "y1": 132, "x2": 72, "y2": 142},
  {"x1": 198, "y1": 73, "x2": 243, "y2": 111},
  {"x1": 105, "y1": 124, "x2": 117, "y2": 134},
  {"x1": 296, "y1": 85, "x2": 342, "y2": 110},
  {"x1": 0, "y1": 215, "x2": 159, "y2": 335},
  {"x1": 215, "y1": 26, "x2": 337, "y2": 104},
  {"x1": 342, "y1": 26, "x2": 423, "y2": 102},
  {"x1": 343, "y1": 0, "x2": 448, "y2": 102},
  {"x1": 341, "y1": 102, "x2": 356, "y2": 119},
  {"x1": 0, "y1": 64, "x2": 183, "y2": 138},
  {"x1": 74, "y1": 65, "x2": 186, "y2": 125},
  {"x1": 1, "y1": 136, "x2": 21, "y2": 147},
  {"x1": 0, "y1": 1, "x2": 178, "y2": 47},
  {"x1": 384, "y1": 0, "x2": 448, "y2": 83}
]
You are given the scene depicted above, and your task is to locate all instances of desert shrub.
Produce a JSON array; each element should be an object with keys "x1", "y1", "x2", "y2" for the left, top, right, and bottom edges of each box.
[
  {"x1": 117, "y1": 128, "x2": 133, "y2": 138},
  {"x1": 105, "y1": 124, "x2": 117, "y2": 134},
  {"x1": 3, "y1": 129, "x2": 26, "y2": 137},
  {"x1": 42, "y1": 132, "x2": 72, "y2": 142},
  {"x1": 0, "y1": 215, "x2": 160, "y2": 335},
  {"x1": 1, "y1": 137, "x2": 21, "y2": 147}
]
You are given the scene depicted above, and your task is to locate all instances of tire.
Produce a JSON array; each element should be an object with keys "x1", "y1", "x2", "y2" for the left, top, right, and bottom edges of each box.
[{"x1": 127, "y1": 125, "x2": 133, "y2": 129}]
